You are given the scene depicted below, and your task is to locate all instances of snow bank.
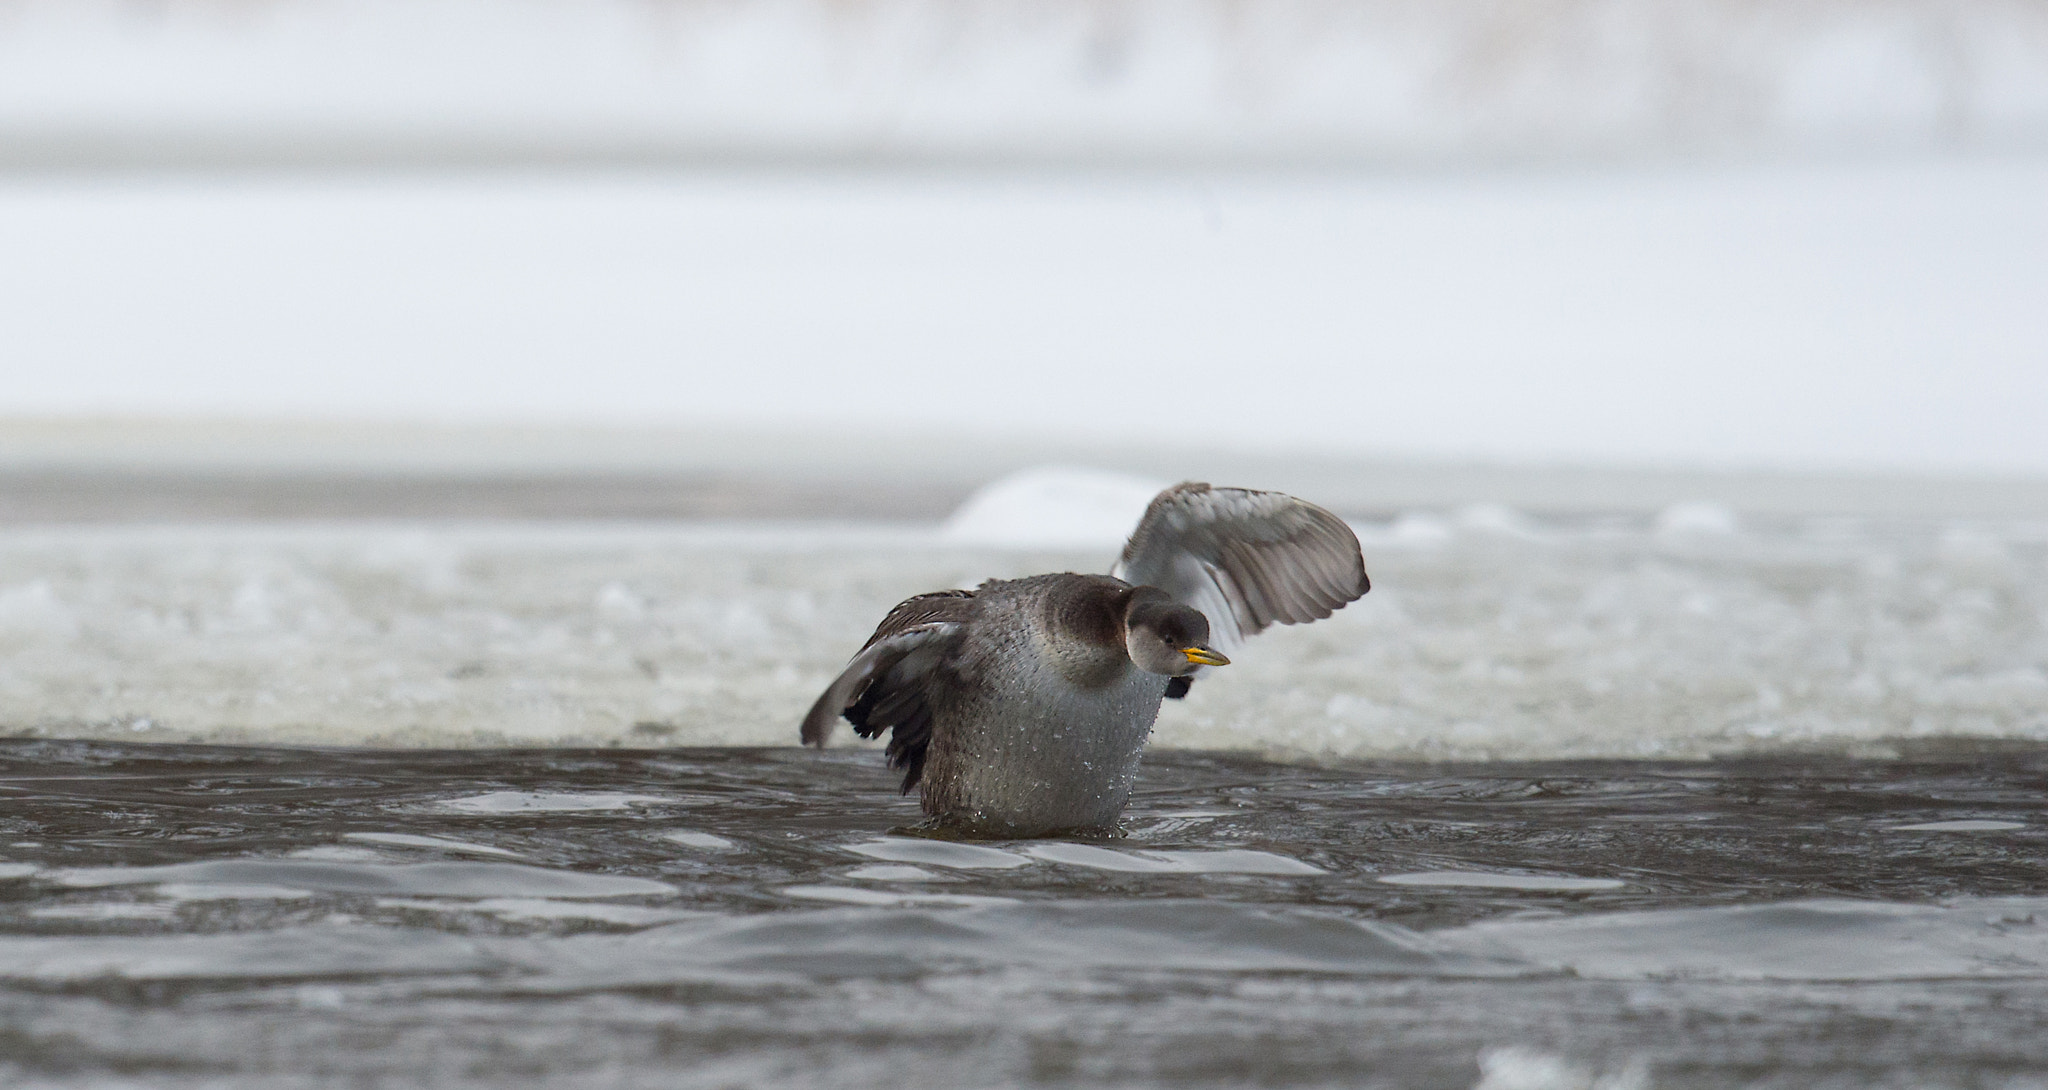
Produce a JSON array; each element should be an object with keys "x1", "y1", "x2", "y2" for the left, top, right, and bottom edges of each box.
[{"x1": 939, "y1": 467, "x2": 1167, "y2": 549}]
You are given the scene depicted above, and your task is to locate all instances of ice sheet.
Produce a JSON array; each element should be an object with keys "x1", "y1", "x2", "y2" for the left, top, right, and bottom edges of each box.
[{"x1": 1, "y1": 515, "x2": 2043, "y2": 760}]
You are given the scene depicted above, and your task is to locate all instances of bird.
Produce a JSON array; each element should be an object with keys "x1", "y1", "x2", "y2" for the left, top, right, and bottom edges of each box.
[{"x1": 801, "y1": 481, "x2": 1370, "y2": 838}]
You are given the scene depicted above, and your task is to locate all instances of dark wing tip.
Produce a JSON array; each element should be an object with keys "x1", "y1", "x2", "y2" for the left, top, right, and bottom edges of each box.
[
  {"x1": 799, "y1": 691, "x2": 841, "y2": 748},
  {"x1": 801, "y1": 592, "x2": 973, "y2": 750}
]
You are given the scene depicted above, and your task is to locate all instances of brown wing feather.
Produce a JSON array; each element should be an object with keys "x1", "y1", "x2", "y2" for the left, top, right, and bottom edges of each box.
[
  {"x1": 859, "y1": 589, "x2": 975, "y2": 650},
  {"x1": 800, "y1": 589, "x2": 975, "y2": 793},
  {"x1": 1113, "y1": 482, "x2": 1368, "y2": 646}
]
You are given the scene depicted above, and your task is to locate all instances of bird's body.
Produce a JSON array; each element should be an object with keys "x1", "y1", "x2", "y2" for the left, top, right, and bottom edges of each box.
[
  {"x1": 917, "y1": 574, "x2": 1171, "y2": 835},
  {"x1": 803, "y1": 483, "x2": 1369, "y2": 837}
]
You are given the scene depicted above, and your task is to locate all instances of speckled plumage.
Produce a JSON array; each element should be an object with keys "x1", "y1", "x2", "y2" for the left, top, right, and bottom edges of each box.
[
  {"x1": 801, "y1": 483, "x2": 1370, "y2": 837},
  {"x1": 918, "y1": 575, "x2": 1168, "y2": 836}
]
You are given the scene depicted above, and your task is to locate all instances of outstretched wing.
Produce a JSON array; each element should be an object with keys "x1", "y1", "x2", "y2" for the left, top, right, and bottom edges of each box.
[
  {"x1": 1112, "y1": 482, "x2": 1369, "y2": 651},
  {"x1": 799, "y1": 589, "x2": 974, "y2": 793}
]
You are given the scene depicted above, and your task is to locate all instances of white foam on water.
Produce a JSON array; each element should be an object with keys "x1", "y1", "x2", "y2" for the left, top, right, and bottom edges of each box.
[
  {"x1": 0, "y1": 863, "x2": 37, "y2": 880},
  {"x1": 342, "y1": 832, "x2": 524, "y2": 857},
  {"x1": 844, "y1": 838, "x2": 1034, "y2": 871},
  {"x1": 1891, "y1": 820, "x2": 2029, "y2": 832},
  {"x1": 1380, "y1": 871, "x2": 1628, "y2": 892},
  {"x1": 1, "y1": 518, "x2": 2044, "y2": 761},
  {"x1": 1472, "y1": 1047, "x2": 1651, "y2": 1090},
  {"x1": 1127, "y1": 817, "x2": 1223, "y2": 840},
  {"x1": 1023, "y1": 844, "x2": 1326, "y2": 875},
  {"x1": 435, "y1": 792, "x2": 678, "y2": 814}
]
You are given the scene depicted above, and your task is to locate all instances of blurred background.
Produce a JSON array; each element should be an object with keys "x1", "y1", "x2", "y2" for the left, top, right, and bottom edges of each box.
[
  {"x1": 3, "y1": 0, "x2": 2047, "y2": 497},
  {"x1": 2, "y1": 0, "x2": 2046, "y2": 754}
]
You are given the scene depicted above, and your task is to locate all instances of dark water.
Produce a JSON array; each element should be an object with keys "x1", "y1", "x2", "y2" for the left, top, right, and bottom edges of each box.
[{"x1": 3, "y1": 741, "x2": 2047, "y2": 1089}]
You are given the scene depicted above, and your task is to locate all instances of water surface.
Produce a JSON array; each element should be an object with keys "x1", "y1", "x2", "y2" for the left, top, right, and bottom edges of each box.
[{"x1": 3, "y1": 741, "x2": 2045, "y2": 1088}]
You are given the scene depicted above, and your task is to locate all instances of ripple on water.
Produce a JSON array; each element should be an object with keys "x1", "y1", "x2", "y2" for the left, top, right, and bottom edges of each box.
[
  {"x1": 1023, "y1": 844, "x2": 1327, "y2": 875},
  {"x1": 432, "y1": 792, "x2": 683, "y2": 814},
  {"x1": 1890, "y1": 819, "x2": 2029, "y2": 832},
  {"x1": 4, "y1": 743, "x2": 2047, "y2": 1086},
  {"x1": 719, "y1": 901, "x2": 1517, "y2": 976},
  {"x1": 341, "y1": 832, "x2": 524, "y2": 857},
  {"x1": 50, "y1": 860, "x2": 675, "y2": 899},
  {"x1": 285, "y1": 846, "x2": 384, "y2": 862},
  {"x1": 1442, "y1": 897, "x2": 2048, "y2": 981},
  {"x1": 378, "y1": 898, "x2": 703, "y2": 926},
  {"x1": 1379, "y1": 871, "x2": 1626, "y2": 892},
  {"x1": 155, "y1": 883, "x2": 316, "y2": 902},
  {"x1": 0, "y1": 927, "x2": 501, "y2": 982},
  {"x1": 843, "y1": 838, "x2": 1033, "y2": 870},
  {"x1": 519, "y1": 900, "x2": 1517, "y2": 980},
  {"x1": 778, "y1": 886, "x2": 1015, "y2": 907},
  {"x1": 661, "y1": 831, "x2": 738, "y2": 850},
  {"x1": 843, "y1": 864, "x2": 947, "y2": 882},
  {"x1": 26, "y1": 904, "x2": 179, "y2": 921}
]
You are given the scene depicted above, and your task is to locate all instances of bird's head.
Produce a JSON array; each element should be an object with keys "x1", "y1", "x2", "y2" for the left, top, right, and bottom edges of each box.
[{"x1": 1123, "y1": 589, "x2": 1230, "y2": 677}]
